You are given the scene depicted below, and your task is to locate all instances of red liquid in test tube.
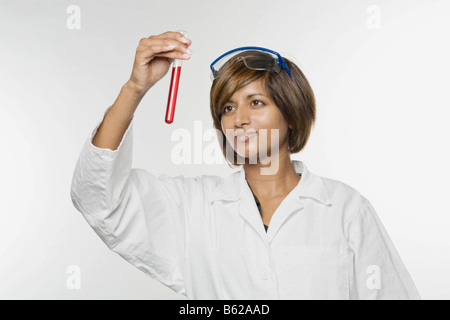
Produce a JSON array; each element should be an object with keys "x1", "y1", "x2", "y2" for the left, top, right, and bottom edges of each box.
[
  {"x1": 165, "y1": 64, "x2": 182, "y2": 124},
  {"x1": 165, "y1": 30, "x2": 187, "y2": 124}
]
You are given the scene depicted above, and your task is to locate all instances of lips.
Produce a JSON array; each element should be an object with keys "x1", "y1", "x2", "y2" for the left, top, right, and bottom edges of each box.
[
  {"x1": 235, "y1": 129, "x2": 256, "y2": 137},
  {"x1": 236, "y1": 132, "x2": 257, "y2": 142}
]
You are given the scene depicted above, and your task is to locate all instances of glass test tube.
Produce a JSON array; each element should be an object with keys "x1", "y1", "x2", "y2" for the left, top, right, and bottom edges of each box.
[{"x1": 165, "y1": 31, "x2": 187, "y2": 124}]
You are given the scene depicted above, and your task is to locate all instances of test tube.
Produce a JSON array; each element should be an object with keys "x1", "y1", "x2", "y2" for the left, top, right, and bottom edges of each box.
[{"x1": 165, "y1": 30, "x2": 187, "y2": 124}]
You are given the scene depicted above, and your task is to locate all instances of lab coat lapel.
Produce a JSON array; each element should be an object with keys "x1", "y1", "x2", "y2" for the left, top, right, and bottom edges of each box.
[
  {"x1": 266, "y1": 195, "x2": 305, "y2": 244},
  {"x1": 266, "y1": 160, "x2": 332, "y2": 244},
  {"x1": 238, "y1": 182, "x2": 269, "y2": 243},
  {"x1": 208, "y1": 169, "x2": 244, "y2": 203},
  {"x1": 208, "y1": 168, "x2": 268, "y2": 243},
  {"x1": 208, "y1": 160, "x2": 331, "y2": 245}
]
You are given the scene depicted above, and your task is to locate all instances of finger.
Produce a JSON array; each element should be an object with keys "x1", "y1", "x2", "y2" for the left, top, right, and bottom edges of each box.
[
  {"x1": 136, "y1": 44, "x2": 171, "y2": 61},
  {"x1": 146, "y1": 31, "x2": 191, "y2": 46},
  {"x1": 140, "y1": 53, "x2": 189, "y2": 67},
  {"x1": 139, "y1": 37, "x2": 191, "y2": 51},
  {"x1": 152, "y1": 49, "x2": 192, "y2": 61},
  {"x1": 138, "y1": 39, "x2": 192, "y2": 55},
  {"x1": 157, "y1": 31, "x2": 191, "y2": 45},
  {"x1": 139, "y1": 45, "x2": 191, "y2": 62},
  {"x1": 153, "y1": 51, "x2": 192, "y2": 60}
]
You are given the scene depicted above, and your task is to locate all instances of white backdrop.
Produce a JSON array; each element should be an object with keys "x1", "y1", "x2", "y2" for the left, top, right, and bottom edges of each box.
[{"x1": 0, "y1": 0, "x2": 449, "y2": 299}]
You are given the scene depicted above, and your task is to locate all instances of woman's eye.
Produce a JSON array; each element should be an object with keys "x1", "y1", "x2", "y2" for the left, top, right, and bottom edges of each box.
[
  {"x1": 223, "y1": 106, "x2": 233, "y2": 113},
  {"x1": 252, "y1": 99, "x2": 264, "y2": 106}
]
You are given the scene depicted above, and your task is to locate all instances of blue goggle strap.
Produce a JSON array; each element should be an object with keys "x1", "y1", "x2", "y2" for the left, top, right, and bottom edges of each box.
[{"x1": 210, "y1": 46, "x2": 292, "y2": 79}]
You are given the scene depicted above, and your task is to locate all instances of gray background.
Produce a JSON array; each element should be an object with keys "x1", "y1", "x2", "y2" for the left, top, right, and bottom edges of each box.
[{"x1": 0, "y1": 0, "x2": 449, "y2": 299}]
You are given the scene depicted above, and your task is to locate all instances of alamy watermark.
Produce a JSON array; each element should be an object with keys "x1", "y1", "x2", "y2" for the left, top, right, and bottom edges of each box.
[
  {"x1": 66, "y1": 265, "x2": 81, "y2": 290},
  {"x1": 367, "y1": 5, "x2": 381, "y2": 30},
  {"x1": 366, "y1": 265, "x2": 381, "y2": 290},
  {"x1": 170, "y1": 122, "x2": 281, "y2": 175},
  {"x1": 66, "y1": 5, "x2": 81, "y2": 30}
]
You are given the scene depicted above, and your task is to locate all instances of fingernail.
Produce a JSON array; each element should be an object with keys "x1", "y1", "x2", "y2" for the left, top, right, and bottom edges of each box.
[
  {"x1": 186, "y1": 48, "x2": 192, "y2": 54},
  {"x1": 180, "y1": 36, "x2": 190, "y2": 44}
]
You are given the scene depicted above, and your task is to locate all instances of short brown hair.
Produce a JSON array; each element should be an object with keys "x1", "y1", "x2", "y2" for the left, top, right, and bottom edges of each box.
[{"x1": 210, "y1": 52, "x2": 316, "y2": 167}]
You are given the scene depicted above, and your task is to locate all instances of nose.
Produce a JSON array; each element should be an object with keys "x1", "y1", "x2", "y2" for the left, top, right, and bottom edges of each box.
[{"x1": 233, "y1": 104, "x2": 251, "y2": 128}]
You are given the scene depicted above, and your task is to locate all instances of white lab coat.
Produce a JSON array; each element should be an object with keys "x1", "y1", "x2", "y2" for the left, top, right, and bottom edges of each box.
[{"x1": 70, "y1": 106, "x2": 421, "y2": 300}]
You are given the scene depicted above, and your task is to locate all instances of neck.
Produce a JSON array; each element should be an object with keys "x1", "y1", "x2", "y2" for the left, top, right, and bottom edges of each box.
[{"x1": 243, "y1": 150, "x2": 301, "y2": 199}]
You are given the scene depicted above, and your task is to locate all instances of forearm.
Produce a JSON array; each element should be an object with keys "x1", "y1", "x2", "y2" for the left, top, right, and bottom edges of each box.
[{"x1": 92, "y1": 81, "x2": 147, "y2": 150}]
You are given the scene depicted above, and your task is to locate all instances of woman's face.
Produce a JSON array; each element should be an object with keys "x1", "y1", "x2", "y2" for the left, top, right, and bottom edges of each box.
[{"x1": 220, "y1": 78, "x2": 291, "y2": 163}]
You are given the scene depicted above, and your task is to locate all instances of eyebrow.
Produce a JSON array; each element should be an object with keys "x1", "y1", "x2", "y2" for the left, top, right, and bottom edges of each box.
[{"x1": 226, "y1": 93, "x2": 266, "y2": 103}]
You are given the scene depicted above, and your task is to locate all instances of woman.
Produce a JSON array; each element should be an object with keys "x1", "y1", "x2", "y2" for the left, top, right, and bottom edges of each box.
[{"x1": 70, "y1": 31, "x2": 421, "y2": 299}]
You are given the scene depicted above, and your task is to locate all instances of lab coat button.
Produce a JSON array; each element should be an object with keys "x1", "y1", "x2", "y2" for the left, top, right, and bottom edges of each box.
[{"x1": 262, "y1": 271, "x2": 269, "y2": 280}]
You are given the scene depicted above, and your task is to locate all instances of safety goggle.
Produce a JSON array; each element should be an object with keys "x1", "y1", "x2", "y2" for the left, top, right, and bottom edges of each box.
[{"x1": 210, "y1": 46, "x2": 292, "y2": 81}]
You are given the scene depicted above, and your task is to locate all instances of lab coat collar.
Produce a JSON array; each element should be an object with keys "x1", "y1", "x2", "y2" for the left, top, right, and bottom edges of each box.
[{"x1": 208, "y1": 160, "x2": 331, "y2": 206}]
